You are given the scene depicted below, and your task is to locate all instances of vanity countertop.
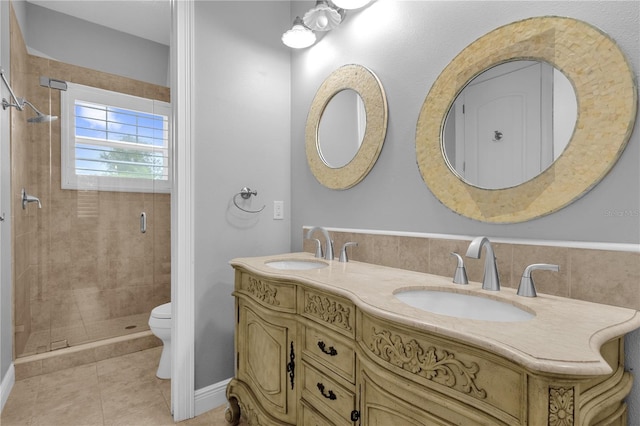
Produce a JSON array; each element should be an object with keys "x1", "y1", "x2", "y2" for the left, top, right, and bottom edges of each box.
[{"x1": 230, "y1": 252, "x2": 640, "y2": 376}]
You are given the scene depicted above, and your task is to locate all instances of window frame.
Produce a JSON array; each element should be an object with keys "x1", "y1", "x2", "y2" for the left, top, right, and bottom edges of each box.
[{"x1": 61, "y1": 82, "x2": 172, "y2": 193}]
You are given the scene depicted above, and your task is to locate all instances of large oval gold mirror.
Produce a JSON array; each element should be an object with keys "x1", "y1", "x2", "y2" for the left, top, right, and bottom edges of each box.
[
  {"x1": 306, "y1": 64, "x2": 388, "y2": 190},
  {"x1": 416, "y1": 16, "x2": 637, "y2": 223}
]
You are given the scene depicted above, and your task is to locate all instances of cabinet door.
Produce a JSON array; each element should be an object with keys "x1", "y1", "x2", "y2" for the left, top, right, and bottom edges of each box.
[{"x1": 237, "y1": 300, "x2": 298, "y2": 424}]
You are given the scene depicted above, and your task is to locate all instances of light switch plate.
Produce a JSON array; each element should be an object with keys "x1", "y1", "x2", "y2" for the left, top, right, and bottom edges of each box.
[{"x1": 273, "y1": 201, "x2": 284, "y2": 220}]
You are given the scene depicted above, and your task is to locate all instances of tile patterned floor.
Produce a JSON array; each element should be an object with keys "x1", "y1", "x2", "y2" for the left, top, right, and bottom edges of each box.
[{"x1": 1, "y1": 347, "x2": 230, "y2": 426}]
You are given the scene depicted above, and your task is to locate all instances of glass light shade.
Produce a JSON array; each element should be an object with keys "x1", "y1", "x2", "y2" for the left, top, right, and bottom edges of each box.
[
  {"x1": 330, "y1": 0, "x2": 372, "y2": 10},
  {"x1": 303, "y1": 1, "x2": 344, "y2": 32},
  {"x1": 282, "y1": 16, "x2": 317, "y2": 48}
]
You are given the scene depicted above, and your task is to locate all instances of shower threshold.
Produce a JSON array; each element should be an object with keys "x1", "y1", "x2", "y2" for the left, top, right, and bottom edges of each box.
[{"x1": 14, "y1": 330, "x2": 161, "y2": 380}]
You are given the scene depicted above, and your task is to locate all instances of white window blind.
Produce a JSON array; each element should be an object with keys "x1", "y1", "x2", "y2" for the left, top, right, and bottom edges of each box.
[{"x1": 61, "y1": 82, "x2": 171, "y2": 193}]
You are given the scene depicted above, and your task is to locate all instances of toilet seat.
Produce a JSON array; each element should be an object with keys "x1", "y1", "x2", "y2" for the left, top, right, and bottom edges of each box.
[{"x1": 151, "y1": 302, "x2": 171, "y2": 319}]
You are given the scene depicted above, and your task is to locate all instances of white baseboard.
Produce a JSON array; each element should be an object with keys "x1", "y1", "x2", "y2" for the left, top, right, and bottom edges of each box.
[
  {"x1": 0, "y1": 363, "x2": 15, "y2": 413},
  {"x1": 194, "y1": 377, "x2": 231, "y2": 417}
]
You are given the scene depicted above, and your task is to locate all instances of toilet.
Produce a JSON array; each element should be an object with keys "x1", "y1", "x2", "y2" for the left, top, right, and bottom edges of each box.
[{"x1": 149, "y1": 302, "x2": 171, "y2": 379}]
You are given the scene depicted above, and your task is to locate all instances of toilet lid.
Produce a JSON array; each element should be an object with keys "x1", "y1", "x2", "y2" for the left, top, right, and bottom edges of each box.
[{"x1": 151, "y1": 302, "x2": 171, "y2": 319}]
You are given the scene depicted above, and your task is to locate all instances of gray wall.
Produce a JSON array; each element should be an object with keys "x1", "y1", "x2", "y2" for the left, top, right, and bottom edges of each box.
[
  {"x1": 289, "y1": 1, "x2": 640, "y2": 421},
  {"x1": 290, "y1": 0, "x2": 639, "y2": 247},
  {"x1": 24, "y1": 2, "x2": 169, "y2": 87},
  {"x1": 192, "y1": 1, "x2": 291, "y2": 389}
]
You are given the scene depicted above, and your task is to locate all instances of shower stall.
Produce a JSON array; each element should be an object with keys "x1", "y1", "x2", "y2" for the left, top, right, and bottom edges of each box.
[{"x1": 7, "y1": 31, "x2": 171, "y2": 360}]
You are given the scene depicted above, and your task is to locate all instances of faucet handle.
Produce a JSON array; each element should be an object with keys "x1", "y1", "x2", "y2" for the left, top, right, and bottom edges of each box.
[
  {"x1": 21, "y1": 188, "x2": 42, "y2": 209},
  {"x1": 450, "y1": 252, "x2": 468, "y2": 285},
  {"x1": 517, "y1": 263, "x2": 559, "y2": 297},
  {"x1": 307, "y1": 238, "x2": 323, "y2": 258},
  {"x1": 339, "y1": 242, "x2": 358, "y2": 263}
]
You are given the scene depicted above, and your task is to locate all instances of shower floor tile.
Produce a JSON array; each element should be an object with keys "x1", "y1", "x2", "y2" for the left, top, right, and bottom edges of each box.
[
  {"x1": 85, "y1": 313, "x2": 151, "y2": 341},
  {"x1": 18, "y1": 313, "x2": 151, "y2": 358},
  {"x1": 2, "y1": 347, "x2": 241, "y2": 426}
]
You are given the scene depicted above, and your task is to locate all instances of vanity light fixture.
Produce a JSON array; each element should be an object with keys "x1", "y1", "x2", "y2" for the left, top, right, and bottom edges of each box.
[
  {"x1": 303, "y1": 0, "x2": 345, "y2": 32},
  {"x1": 282, "y1": 16, "x2": 317, "y2": 49},
  {"x1": 330, "y1": 0, "x2": 372, "y2": 10},
  {"x1": 282, "y1": 0, "x2": 370, "y2": 49}
]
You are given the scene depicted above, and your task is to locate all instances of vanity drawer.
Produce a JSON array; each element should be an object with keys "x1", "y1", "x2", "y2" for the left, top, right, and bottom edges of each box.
[
  {"x1": 301, "y1": 361, "x2": 356, "y2": 425},
  {"x1": 302, "y1": 323, "x2": 355, "y2": 384},
  {"x1": 300, "y1": 400, "x2": 340, "y2": 426},
  {"x1": 237, "y1": 272, "x2": 296, "y2": 312},
  {"x1": 300, "y1": 288, "x2": 355, "y2": 338}
]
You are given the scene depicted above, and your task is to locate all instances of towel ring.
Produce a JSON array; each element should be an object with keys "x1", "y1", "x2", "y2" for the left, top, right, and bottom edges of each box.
[{"x1": 233, "y1": 187, "x2": 265, "y2": 214}]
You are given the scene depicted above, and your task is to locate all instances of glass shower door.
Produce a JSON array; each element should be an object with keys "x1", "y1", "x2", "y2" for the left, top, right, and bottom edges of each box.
[{"x1": 14, "y1": 58, "x2": 171, "y2": 358}]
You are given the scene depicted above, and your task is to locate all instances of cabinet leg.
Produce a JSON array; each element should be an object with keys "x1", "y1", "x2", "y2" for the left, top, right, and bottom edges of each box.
[{"x1": 225, "y1": 397, "x2": 241, "y2": 425}]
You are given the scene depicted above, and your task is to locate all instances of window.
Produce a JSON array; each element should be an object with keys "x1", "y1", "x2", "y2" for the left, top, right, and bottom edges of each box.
[{"x1": 61, "y1": 83, "x2": 171, "y2": 193}]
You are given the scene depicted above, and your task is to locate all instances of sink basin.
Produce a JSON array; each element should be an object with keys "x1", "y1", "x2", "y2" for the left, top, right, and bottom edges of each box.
[
  {"x1": 265, "y1": 260, "x2": 328, "y2": 270},
  {"x1": 394, "y1": 289, "x2": 534, "y2": 322}
]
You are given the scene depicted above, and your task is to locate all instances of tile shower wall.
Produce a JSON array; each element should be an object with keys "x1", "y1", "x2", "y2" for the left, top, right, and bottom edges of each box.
[
  {"x1": 10, "y1": 5, "x2": 170, "y2": 358},
  {"x1": 303, "y1": 229, "x2": 640, "y2": 311}
]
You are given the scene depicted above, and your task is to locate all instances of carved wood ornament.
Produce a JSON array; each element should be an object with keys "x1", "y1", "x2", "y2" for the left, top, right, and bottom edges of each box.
[
  {"x1": 304, "y1": 293, "x2": 352, "y2": 331},
  {"x1": 369, "y1": 328, "x2": 487, "y2": 399},
  {"x1": 239, "y1": 400, "x2": 263, "y2": 426},
  {"x1": 549, "y1": 387, "x2": 575, "y2": 426},
  {"x1": 247, "y1": 277, "x2": 280, "y2": 306}
]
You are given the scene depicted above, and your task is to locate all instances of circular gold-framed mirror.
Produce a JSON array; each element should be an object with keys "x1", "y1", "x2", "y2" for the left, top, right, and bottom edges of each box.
[
  {"x1": 416, "y1": 16, "x2": 637, "y2": 223},
  {"x1": 306, "y1": 64, "x2": 388, "y2": 190}
]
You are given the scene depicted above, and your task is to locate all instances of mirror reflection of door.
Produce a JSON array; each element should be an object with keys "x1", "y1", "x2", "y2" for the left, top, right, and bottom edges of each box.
[
  {"x1": 318, "y1": 89, "x2": 366, "y2": 169},
  {"x1": 444, "y1": 61, "x2": 576, "y2": 189}
]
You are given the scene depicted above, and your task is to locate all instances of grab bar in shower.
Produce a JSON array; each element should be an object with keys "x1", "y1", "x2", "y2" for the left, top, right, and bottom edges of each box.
[{"x1": 140, "y1": 212, "x2": 147, "y2": 233}]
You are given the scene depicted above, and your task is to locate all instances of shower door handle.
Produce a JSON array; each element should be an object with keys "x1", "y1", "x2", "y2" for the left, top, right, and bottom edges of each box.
[{"x1": 140, "y1": 212, "x2": 147, "y2": 233}]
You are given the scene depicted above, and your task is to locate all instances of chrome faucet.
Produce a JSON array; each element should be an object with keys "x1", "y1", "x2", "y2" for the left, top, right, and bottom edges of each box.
[
  {"x1": 305, "y1": 227, "x2": 334, "y2": 260},
  {"x1": 517, "y1": 263, "x2": 559, "y2": 297},
  {"x1": 465, "y1": 237, "x2": 500, "y2": 291}
]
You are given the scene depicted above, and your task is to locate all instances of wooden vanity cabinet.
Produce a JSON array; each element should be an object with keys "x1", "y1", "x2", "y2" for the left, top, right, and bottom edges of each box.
[
  {"x1": 227, "y1": 271, "x2": 299, "y2": 425},
  {"x1": 226, "y1": 269, "x2": 633, "y2": 426}
]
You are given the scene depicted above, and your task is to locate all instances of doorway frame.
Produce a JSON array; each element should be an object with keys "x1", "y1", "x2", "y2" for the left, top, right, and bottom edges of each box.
[{"x1": 170, "y1": 0, "x2": 195, "y2": 421}]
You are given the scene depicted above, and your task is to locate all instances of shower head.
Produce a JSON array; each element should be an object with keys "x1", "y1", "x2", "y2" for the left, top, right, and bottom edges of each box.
[
  {"x1": 1, "y1": 69, "x2": 57, "y2": 123},
  {"x1": 28, "y1": 114, "x2": 57, "y2": 123},
  {"x1": 22, "y1": 99, "x2": 58, "y2": 123}
]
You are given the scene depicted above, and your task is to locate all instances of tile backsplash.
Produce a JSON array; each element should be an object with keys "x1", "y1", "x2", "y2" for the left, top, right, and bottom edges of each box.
[{"x1": 303, "y1": 228, "x2": 640, "y2": 310}]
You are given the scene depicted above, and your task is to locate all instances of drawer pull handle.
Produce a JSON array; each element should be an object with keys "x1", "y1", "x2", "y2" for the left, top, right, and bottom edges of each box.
[
  {"x1": 316, "y1": 382, "x2": 337, "y2": 400},
  {"x1": 317, "y1": 341, "x2": 338, "y2": 356}
]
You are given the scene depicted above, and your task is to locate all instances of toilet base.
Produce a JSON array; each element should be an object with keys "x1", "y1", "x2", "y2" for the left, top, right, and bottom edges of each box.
[{"x1": 156, "y1": 340, "x2": 171, "y2": 379}]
